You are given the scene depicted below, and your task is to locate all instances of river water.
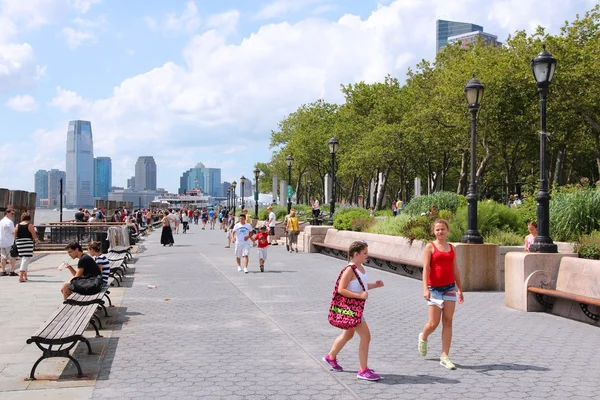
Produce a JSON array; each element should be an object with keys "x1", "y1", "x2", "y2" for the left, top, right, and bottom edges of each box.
[{"x1": 34, "y1": 209, "x2": 77, "y2": 225}]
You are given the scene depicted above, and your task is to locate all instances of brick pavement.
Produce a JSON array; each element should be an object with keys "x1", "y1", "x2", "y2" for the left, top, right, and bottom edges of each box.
[{"x1": 91, "y1": 226, "x2": 599, "y2": 400}]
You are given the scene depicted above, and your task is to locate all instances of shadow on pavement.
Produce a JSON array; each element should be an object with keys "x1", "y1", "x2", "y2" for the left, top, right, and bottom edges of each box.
[
  {"x1": 455, "y1": 363, "x2": 550, "y2": 373},
  {"x1": 249, "y1": 270, "x2": 297, "y2": 274},
  {"x1": 378, "y1": 374, "x2": 460, "y2": 385}
]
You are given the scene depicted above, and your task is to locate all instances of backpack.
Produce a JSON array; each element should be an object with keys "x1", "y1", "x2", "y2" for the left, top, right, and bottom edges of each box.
[{"x1": 70, "y1": 275, "x2": 103, "y2": 295}]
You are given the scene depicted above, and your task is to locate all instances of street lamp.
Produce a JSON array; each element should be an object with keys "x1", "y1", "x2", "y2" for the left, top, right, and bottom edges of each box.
[
  {"x1": 240, "y1": 175, "x2": 246, "y2": 210},
  {"x1": 328, "y1": 137, "x2": 338, "y2": 225},
  {"x1": 227, "y1": 187, "x2": 231, "y2": 210},
  {"x1": 286, "y1": 155, "x2": 294, "y2": 213},
  {"x1": 232, "y1": 181, "x2": 237, "y2": 217},
  {"x1": 253, "y1": 167, "x2": 260, "y2": 219},
  {"x1": 529, "y1": 45, "x2": 558, "y2": 253},
  {"x1": 460, "y1": 76, "x2": 485, "y2": 244}
]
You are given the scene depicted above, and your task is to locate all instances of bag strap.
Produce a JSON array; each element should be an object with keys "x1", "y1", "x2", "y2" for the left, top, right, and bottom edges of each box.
[{"x1": 333, "y1": 264, "x2": 366, "y2": 293}]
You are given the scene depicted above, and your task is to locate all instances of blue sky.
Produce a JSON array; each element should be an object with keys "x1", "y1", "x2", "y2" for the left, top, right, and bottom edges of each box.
[{"x1": 0, "y1": 0, "x2": 596, "y2": 194}]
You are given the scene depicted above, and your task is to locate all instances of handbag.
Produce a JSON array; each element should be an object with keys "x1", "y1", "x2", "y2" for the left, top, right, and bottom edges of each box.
[
  {"x1": 328, "y1": 264, "x2": 366, "y2": 330},
  {"x1": 9, "y1": 242, "x2": 18, "y2": 258},
  {"x1": 70, "y1": 275, "x2": 103, "y2": 295}
]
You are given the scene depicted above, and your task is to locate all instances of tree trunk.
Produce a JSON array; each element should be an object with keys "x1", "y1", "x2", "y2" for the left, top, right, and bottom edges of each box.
[
  {"x1": 372, "y1": 170, "x2": 380, "y2": 208},
  {"x1": 376, "y1": 167, "x2": 391, "y2": 210},
  {"x1": 553, "y1": 147, "x2": 566, "y2": 186},
  {"x1": 457, "y1": 150, "x2": 467, "y2": 195}
]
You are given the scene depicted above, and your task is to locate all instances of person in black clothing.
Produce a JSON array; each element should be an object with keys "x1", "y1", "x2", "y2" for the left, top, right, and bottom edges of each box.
[
  {"x1": 60, "y1": 242, "x2": 101, "y2": 299},
  {"x1": 74, "y1": 208, "x2": 85, "y2": 222}
]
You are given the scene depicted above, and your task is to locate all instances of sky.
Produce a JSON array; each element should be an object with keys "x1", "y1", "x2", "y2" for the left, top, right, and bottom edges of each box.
[{"x1": 0, "y1": 0, "x2": 597, "y2": 194}]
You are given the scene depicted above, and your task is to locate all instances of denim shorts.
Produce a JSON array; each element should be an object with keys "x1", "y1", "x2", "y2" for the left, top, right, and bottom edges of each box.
[{"x1": 427, "y1": 283, "x2": 457, "y2": 308}]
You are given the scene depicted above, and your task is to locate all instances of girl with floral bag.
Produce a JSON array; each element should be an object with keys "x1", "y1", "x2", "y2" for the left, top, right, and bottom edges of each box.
[{"x1": 323, "y1": 241, "x2": 384, "y2": 381}]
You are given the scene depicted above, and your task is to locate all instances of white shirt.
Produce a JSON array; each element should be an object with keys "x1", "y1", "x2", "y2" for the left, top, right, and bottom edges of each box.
[
  {"x1": 167, "y1": 213, "x2": 179, "y2": 228},
  {"x1": 0, "y1": 216, "x2": 15, "y2": 248},
  {"x1": 233, "y1": 222, "x2": 253, "y2": 246},
  {"x1": 182, "y1": 213, "x2": 189, "y2": 223},
  {"x1": 313, "y1": 200, "x2": 320, "y2": 210},
  {"x1": 268, "y1": 212, "x2": 276, "y2": 227}
]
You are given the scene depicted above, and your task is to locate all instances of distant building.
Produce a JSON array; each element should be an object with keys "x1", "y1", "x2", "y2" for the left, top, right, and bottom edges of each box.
[
  {"x1": 127, "y1": 176, "x2": 136, "y2": 190},
  {"x1": 34, "y1": 170, "x2": 48, "y2": 206},
  {"x1": 94, "y1": 157, "x2": 112, "y2": 200},
  {"x1": 135, "y1": 156, "x2": 157, "y2": 191},
  {"x1": 178, "y1": 163, "x2": 222, "y2": 197},
  {"x1": 48, "y1": 169, "x2": 66, "y2": 207},
  {"x1": 436, "y1": 19, "x2": 483, "y2": 53},
  {"x1": 108, "y1": 188, "x2": 167, "y2": 209},
  {"x1": 66, "y1": 120, "x2": 94, "y2": 207},
  {"x1": 447, "y1": 30, "x2": 502, "y2": 49}
]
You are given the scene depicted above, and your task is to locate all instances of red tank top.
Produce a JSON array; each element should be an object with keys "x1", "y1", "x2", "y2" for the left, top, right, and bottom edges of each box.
[{"x1": 427, "y1": 242, "x2": 455, "y2": 287}]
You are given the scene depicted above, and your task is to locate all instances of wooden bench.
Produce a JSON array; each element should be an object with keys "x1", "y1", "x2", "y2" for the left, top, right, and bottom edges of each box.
[
  {"x1": 313, "y1": 241, "x2": 422, "y2": 276},
  {"x1": 526, "y1": 257, "x2": 600, "y2": 323},
  {"x1": 107, "y1": 259, "x2": 126, "y2": 286},
  {"x1": 26, "y1": 303, "x2": 101, "y2": 380},
  {"x1": 64, "y1": 285, "x2": 110, "y2": 318},
  {"x1": 109, "y1": 246, "x2": 132, "y2": 260}
]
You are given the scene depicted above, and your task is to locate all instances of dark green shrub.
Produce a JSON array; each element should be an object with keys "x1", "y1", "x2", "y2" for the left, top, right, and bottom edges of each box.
[
  {"x1": 574, "y1": 231, "x2": 600, "y2": 259},
  {"x1": 404, "y1": 191, "x2": 463, "y2": 216},
  {"x1": 367, "y1": 214, "x2": 412, "y2": 236},
  {"x1": 448, "y1": 201, "x2": 524, "y2": 242},
  {"x1": 333, "y1": 207, "x2": 371, "y2": 230},
  {"x1": 400, "y1": 216, "x2": 435, "y2": 243},
  {"x1": 550, "y1": 189, "x2": 600, "y2": 241},
  {"x1": 485, "y1": 229, "x2": 524, "y2": 246}
]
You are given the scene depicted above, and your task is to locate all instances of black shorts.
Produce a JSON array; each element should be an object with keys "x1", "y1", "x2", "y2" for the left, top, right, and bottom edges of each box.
[{"x1": 269, "y1": 227, "x2": 275, "y2": 235}]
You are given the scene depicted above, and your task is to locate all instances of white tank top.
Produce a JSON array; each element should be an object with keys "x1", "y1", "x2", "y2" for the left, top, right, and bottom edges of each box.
[{"x1": 347, "y1": 265, "x2": 368, "y2": 294}]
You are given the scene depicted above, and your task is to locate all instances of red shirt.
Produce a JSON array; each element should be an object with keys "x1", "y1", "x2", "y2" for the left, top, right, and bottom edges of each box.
[
  {"x1": 427, "y1": 243, "x2": 455, "y2": 287},
  {"x1": 255, "y1": 232, "x2": 269, "y2": 248}
]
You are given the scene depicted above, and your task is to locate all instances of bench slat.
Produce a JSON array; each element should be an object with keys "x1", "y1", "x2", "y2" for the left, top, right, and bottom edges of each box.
[
  {"x1": 52, "y1": 305, "x2": 91, "y2": 340},
  {"x1": 31, "y1": 305, "x2": 72, "y2": 338},
  {"x1": 528, "y1": 287, "x2": 600, "y2": 307}
]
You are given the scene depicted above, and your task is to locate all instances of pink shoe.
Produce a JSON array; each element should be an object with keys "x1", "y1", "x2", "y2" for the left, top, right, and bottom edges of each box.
[
  {"x1": 322, "y1": 354, "x2": 343, "y2": 372},
  {"x1": 357, "y1": 368, "x2": 380, "y2": 381}
]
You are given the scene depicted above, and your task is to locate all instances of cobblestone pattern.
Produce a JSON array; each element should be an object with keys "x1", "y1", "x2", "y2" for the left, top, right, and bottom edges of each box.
[{"x1": 92, "y1": 228, "x2": 600, "y2": 400}]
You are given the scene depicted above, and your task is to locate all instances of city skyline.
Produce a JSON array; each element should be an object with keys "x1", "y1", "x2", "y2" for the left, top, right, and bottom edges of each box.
[
  {"x1": 66, "y1": 120, "x2": 94, "y2": 207},
  {"x1": 1, "y1": 1, "x2": 594, "y2": 193}
]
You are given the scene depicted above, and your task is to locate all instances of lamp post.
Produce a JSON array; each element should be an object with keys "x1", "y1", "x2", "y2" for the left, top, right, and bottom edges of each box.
[
  {"x1": 328, "y1": 137, "x2": 338, "y2": 225},
  {"x1": 253, "y1": 167, "x2": 260, "y2": 219},
  {"x1": 240, "y1": 175, "x2": 246, "y2": 210},
  {"x1": 460, "y1": 76, "x2": 485, "y2": 244},
  {"x1": 227, "y1": 187, "x2": 231, "y2": 210},
  {"x1": 232, "y1": 181, "x2": 237, "y2": 217},
  {"x1": 529, "y1": 45, "x2": 558, "y2": 253},
  {"x1": 307, "y1": 179, "x2": 312, "y2": 205},
  {"x1": 59, "y1": 178, "x2": 63, "y2": 222},
  {"x1": 286, "y1": 155, "x2": 294, "y2": 213}
]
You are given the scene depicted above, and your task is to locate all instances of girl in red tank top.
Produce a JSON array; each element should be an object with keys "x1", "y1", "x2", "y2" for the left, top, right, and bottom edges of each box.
[{"x1": 417, "y1": 218, "x2": 464, "y2": 370}]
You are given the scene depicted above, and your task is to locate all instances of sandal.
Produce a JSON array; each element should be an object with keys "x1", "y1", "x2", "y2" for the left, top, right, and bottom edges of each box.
[
  {"x1": 9, "y1": 272, "x2": 18, "y2": 276},
  {"x1": 0, "y1": 272, "x2": 7, "y2": 276}
]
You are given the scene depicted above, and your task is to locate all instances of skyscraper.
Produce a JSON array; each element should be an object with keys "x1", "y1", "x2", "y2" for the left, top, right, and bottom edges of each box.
[
  {"x1": 94, "y1": 157, "x2": 112, "y2": 200},
  {"x1": 178, "y1": 163, "x2": 222, "y2": 197},
  {"x1": 436, "y1": 19, "x2": 483, "y2": 53},
  {"x1": 34, "y1": 170, "x2": 48, "y2": 205},
  {"x1": 127, "y1": 176, "x2": 136, "y2": 189},
  {"x1": 48, "y1": 169, "x2": 66, "y2": 207},
  {"x1": 66, "y1": 120, "x2": 94, "y2": 207},
  {"x1": 135, "y1": 156, "x2": 157, "y2": 191}
]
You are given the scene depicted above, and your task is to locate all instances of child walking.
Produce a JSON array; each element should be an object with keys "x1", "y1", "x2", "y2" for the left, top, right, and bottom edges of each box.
[
  {"x1": 323, "y1": 241, "x2": 384, "y2": 381},
  {"x1": 254, "y1": 225, "x2": 269, "y2": 272},
  {"x1": 418, "y1": 219, "x2": 464, "y2": 370}
]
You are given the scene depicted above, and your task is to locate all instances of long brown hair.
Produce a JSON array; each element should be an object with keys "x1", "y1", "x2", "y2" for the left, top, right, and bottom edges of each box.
[{"x1": 348, "y1": 241, "x2": 368, "y2": 261}]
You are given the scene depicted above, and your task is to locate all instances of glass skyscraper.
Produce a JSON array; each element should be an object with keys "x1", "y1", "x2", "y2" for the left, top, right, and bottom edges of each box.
[
  {"x1": 436, "y1": 19, "x2": 483, "y2": 53},
  {"x1": 179, "y1": 163, "x2": 222, "y2": 197},
  {"x1": 135, "y1": 156, "x2": 157, "y2": 191},
  {"x1": 48, "y1": 169, "x2": 66, "y2": 207},
  {"x1": 66, "y1": 120, "x2": 95, "y2": 207},
  {"x1": 94, "y1": 157, "x2": 112, "y2": 200},
  {"x1": 34, "y1": 170, "x2": 48, "y2": 206}
]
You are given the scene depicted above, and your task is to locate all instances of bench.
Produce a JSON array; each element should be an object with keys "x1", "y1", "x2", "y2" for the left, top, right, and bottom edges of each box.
[
  {"x1": 26, "y1": 303, "x2": 101, "y2": 380},
  {"x1": 526, "y1": 257, "x2": 600, "y2": 323},
  {"x1": 313, "y1": 241, "x2": 423, "y2": 276},
  {"x1": 107, "y1": 259, "x2": 126, "y2": 286},
  {"x1": 64, "y1": 285, "x2": 111, "y2": 318},
  {"x1": 109, "y1": 246, "x2": 132, "y2": 260}
]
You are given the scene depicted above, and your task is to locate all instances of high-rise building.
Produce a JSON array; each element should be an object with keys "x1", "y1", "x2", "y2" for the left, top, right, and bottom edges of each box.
[
  {"x1": 436, "y1": 19, "x2": 483, "y2": 53},
  {"x1": 447, "y1": 31, "x2": 502, "y2": 49},
  {"x1": 135, "y1": 156, "x2": 157, "y2": 191},
  {"x1": 178, "y1": 163, "x2": 222, "y2": 197},
  {"x1": 34, "y1": 170, "x2": 48, "y2": 205},
  {"x1": 94, "y1": 157, "x2": 112, "y2": 200},
  {"x1": 66, "y1": 120, "x2": 94, "y2": 207},
  {"x1": 127, "y1": 176, "x2": 136, "y2": 189},
  {"x1": 48, "y1": 169, "x2": 66, "y2": 207}
]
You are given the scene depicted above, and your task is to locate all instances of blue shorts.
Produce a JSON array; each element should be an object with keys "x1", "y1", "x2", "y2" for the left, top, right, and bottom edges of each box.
[{"x1": 427, "y1": 283, "x2": 457, "y2": 308}]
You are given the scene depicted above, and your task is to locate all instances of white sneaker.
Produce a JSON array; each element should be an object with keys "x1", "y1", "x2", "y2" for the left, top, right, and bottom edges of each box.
[
  {"x1": 237, "y1": 266, "x2": 242, "y2": 272},
  {"x1": 244, "y1": 267, "x2": 248, "y2": 274}
]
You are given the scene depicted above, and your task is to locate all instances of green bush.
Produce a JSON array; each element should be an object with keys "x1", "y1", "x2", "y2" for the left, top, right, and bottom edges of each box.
[
  {"x1": 333, "y1": 207, "x2": 371, "y2": 230},
  {"x1": 485, "y1": 229, "x2": 524, "y2": 246},
  {"x1": 257, "y1": 204, "x2": 313, "y2": 222},
  {"x1": 375, "y1": 209, "x2": 393, "y2": 217},
  {"x1": 350, "y1": 217, "x2": 376, "y2": 232},
  {"x1": 400, "y1": 216, "x2": 435, "y2": 243},
  {"x1": 404, "y1": 191, "x2": 463, "y2": 216},
  {"x1": 367, "y1": 214, "x2": 412, "y2": 236},
  {"x1": 550, "y1": 189, "x2": 600, "y2": 241},
  {"x1": 574, "y1": 231, "x2": 600, "y2": 259},
  {"x1": 448, "y1": 201, "x2": 524, "y2": 242}
]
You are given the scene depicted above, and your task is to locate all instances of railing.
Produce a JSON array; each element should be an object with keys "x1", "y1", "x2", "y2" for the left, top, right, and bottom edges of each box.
[{"x1": 41, "y1": 223, "x2": 125, "y2": 245}]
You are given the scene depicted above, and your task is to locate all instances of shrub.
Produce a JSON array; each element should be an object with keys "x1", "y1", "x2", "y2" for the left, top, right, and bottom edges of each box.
[
  {"x1": 574, "y1": 231, "x2": 600, "y2": 259},
  {"x1": 367, "y1": 214, "x2": 412, "y2": 236},
  {"x1": 404, "y1": 191, "x2": 463, "y2": 216},
  {"x1": 333, "y1": 207, "x2": 371, "y2": 230},
  {"x1": 350, "y1": 217, "x2": 376, "y2": 232},
  {"x1": 550, "y1": 189, "x2": 600, "y2": 241},
  {"x1": 400, "y1": 216, "x2": 435, "y2": 243},
  {"x1": 375, "y1": 209, "x2": 393, "y2": 217},
  {"x1": 485, "y1": 229, "x2": 524, "y2": 246},
  {"x1": 449, "y1": 201, "x2": 524, "y2": 242},
  {"x1": 257, "y1": 204, "x2": 313, "y2": 222}
]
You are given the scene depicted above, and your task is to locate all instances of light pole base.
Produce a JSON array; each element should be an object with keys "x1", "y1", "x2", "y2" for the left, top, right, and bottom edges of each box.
[
  {"x1": 529, "y1": 237, "x2": 558, "y2": 253},
  {"x1": 460, "y1": 231, "x2": 484, "y2": 244}
]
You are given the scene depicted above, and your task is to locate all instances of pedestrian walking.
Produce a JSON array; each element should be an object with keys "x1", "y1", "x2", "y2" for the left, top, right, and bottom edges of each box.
[
  {"x1": 286, "y1": 210, "x2": 299, "y2": 253},
  {"x1": 418, "y1": 218, "x2": 464, "y2": 370},
  {"x1": 160, "y1": 211, "x2": 174, "y2": 246},
  {"x1": 182, "y1": 210, "x2": 189, "y2": 233},
  {"x1": 232, "y1": 214, "x2": 253, "y2": 274},
  {"x1": 323, "y1": 240, "x2": 384, "y2": 381},
  {"x1": 254, "y1": 225, "x2": 269, "y2": 272},
  {"x1": 14, "y1": 212, "x2": 36, "y2": 282},
  {"x1": 267, "y1": 206, "x2": 277, "y2": 245},
  {"x1": 0, "y1": 208, "x2": 17, "y2": 276}
]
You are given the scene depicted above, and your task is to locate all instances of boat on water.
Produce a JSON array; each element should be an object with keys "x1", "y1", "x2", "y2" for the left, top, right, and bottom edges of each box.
[{"x1": 150, "y1": 189, "x2": 212, "y2": 210}]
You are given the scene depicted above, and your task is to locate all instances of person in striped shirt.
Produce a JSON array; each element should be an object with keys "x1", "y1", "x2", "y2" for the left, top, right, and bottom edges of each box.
[{"x1": 88, "y1": 241, "x2": 110, "y2": 286}]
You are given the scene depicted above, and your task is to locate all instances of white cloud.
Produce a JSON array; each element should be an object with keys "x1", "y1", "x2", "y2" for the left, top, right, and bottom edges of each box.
[
  {"x1": 5, "y1": 94, "x2": 38, "y2": 111},
  {"x1": 0, "y1": 43, "x2": 46, "y2": 92},
  {"x1": 147, "y1": 1, "x2": 201, "y2": 36},
  {"x1": 62, "y1": 26, "x2": 95, "y2": 49},
  {"x1": 254, "y1": 0, "x2": 325, "y2": 20},
  {"x1": 206, "y1": 10, "x2": 240, "y2": 35},
  {"x1": 48, "y1": 86, "x2": 87, "y2": 111},
  {"x1": 70, "y1": 0, "x2": 101, "y2": 14}
]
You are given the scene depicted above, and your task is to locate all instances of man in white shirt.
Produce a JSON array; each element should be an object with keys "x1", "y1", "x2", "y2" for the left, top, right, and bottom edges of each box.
[
  {"x1": 0, "y1": 208, "x2": 17, "y2": 276},
  {"x1": 167, "y1": 210, "x2": 179, "y2": 233},
  {"x1": 267, "y1": 206, "x2": 277, "y2": 245},
  {"x1": 232, "y1": 214, "x2": 254, "y2": 274}
]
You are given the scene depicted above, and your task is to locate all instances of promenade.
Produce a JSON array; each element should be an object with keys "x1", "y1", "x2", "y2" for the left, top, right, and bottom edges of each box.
[{"x1": 1, "y1": 226, "x2": 598, "y2": 399}]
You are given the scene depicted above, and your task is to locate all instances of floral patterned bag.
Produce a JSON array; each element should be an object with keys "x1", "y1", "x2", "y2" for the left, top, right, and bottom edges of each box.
[{"x1": 328, "y1": 264, "x2": 366, "y2": 330}]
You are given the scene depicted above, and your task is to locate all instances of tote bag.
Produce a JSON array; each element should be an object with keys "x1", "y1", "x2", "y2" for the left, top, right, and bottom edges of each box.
[{"x1": 328, "y1": 265, "x2": 366, "y2": 330}]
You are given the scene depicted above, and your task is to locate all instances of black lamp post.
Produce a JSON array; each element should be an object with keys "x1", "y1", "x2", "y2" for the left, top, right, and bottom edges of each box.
[
  {"x1": 59, "y1": 178, "x2": 63, "y2": 222},
  {"x1": 307, "y1": 179, "x2": 312, "y2": 205},
  {"x1": 227, "y1": 187, "x2": 231, "y2": 210},
  {"x1": 286, "y1": 155, "x2": 294, "y2": 213},
  {"x1": 232, "y1": 181, "x2": 237, "y2": 217},
  {"x1": 460, "y1": 76, "x2": 485, "y2": 244},
  {"x1": 240, "y1": 175, "x2": 246, "y2": 210},
  {"x1": 529, "y1": 45, "x2": 558, "y2": 253},
  {"x1": 253, "y1": 167, "x2": 260, "y2": 219},
  {"x1": 328, "y1": 137, "x2": 338, "y2": 225}
]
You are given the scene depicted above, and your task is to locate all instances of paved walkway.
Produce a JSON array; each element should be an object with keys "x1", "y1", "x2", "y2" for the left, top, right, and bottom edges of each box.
[{"x1": 2, "y1": 226, "x2": 599, "y2": 399}]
